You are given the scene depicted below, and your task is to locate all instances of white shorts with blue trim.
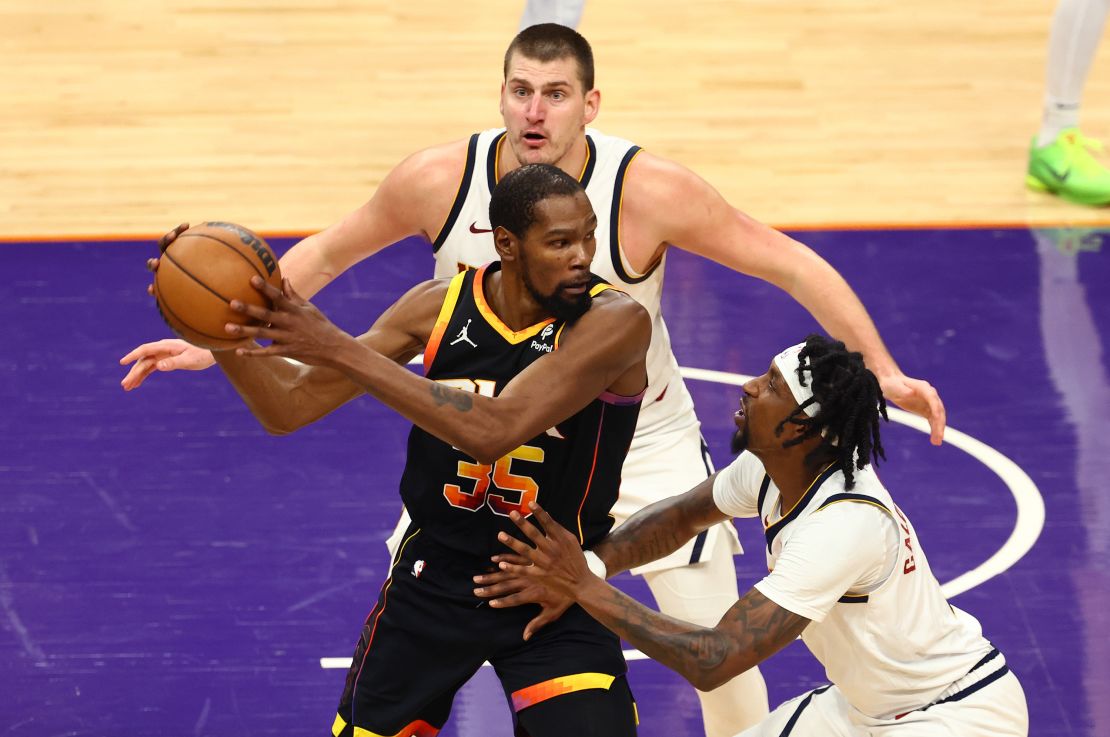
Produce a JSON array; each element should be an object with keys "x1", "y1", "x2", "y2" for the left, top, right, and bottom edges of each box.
[{"x1": 737, "y1": 655, "x2": 1028, "y2": 737}]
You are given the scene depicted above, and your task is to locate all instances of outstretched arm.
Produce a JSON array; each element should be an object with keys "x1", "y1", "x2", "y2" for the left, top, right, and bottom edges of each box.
[
  {"x1": 211, "y1": 278, "x2": 443, "y2": 434},
  {"x1": 591, "y1": 475, "x2": 728, "y2": 575},
  {"x1": 576, "y1": 583, "x2": 806, "y2": 692},
  {"x1": 120, "y1": 140, "x2": 467, "y2": 390},
  {"x1": 276, "y1": 141, "x2": 467, "y2": 299},
  {"x1": 622, "y1": 153, "x2": 945, "y2": 445},
  {"x1": 226, "y1": 280, "x2": 651, "y2": 463},
  {"x1": 474, "y1": 476, "x2": 727, "y2": 638},
  {"x1": 497, "y1": 503, "x2": 809, "y2": 691}
]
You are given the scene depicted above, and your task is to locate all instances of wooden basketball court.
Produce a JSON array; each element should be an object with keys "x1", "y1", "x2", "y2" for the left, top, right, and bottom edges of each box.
[
  {"x1": 3, "y1": 0, "x2": 1110, "y2": 240},
  {"x1": 2, "y1": 5, "x2": 1107, "y2": 737}
]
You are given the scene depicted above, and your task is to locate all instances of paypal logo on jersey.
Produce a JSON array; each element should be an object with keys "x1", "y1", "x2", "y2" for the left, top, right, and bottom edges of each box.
[{"x1": 530, "y1": 324, "x2": 556, "y2": 352}]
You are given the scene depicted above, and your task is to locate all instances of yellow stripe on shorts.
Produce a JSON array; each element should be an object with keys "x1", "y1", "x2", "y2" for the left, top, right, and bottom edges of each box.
[{"x1": 510, "y1": 672, "x2": 617, "y2": 711}]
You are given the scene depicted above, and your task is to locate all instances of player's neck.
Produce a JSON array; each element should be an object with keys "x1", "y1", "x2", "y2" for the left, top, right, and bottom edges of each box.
[
  {"x1": 497, "y1": 135, "x2": 590, "y2": 182},
  {"x1": 764, "y1": 454, "x2": 834, "y2": 511},
  {"x1": 483, "y1": 268, "x2": 548, "y2": 331}
]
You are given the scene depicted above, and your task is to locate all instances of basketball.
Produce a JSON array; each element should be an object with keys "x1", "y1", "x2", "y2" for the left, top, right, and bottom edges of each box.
[{"x1": 152, "y1": 221, "x2": 282, "y2": 350}]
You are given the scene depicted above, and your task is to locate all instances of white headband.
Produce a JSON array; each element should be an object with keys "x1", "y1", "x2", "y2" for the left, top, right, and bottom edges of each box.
[{"x1": 772, "y1": 342, "x2": 819, "y2": 417}]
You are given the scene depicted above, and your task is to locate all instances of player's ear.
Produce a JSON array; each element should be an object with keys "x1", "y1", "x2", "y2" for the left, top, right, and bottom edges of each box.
[
  {"x1": 776, "y1": 415, "x2": 808, "y2": 444},
  {"x1": 493, "y1": 226, "x2": 516, "y2": 261},
  {"x1": 583, "y1": 88, "x2": 600, "y2": 125}
]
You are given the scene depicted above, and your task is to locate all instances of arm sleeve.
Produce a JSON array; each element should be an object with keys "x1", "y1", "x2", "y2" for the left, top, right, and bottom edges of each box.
[
  {"x1": 753, "y1": 503, "x2": 893, "y2": 622},
  {"x1": 711, "y1": 451, "x2": 764, "y2": 518}
]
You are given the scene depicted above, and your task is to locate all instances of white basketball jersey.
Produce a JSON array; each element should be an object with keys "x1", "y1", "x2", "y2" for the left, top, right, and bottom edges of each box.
[
  {"x1": 431, "y1": 128, "x2": 696, "y2": 439},
  {"x1": 718, "y1": 457, "x2": 996, "y2": 719}
]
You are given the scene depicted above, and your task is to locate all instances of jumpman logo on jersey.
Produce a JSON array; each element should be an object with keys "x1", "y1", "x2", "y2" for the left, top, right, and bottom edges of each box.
[{"x1": 450, "y1": 319, "x2": 478, "y2": 348}]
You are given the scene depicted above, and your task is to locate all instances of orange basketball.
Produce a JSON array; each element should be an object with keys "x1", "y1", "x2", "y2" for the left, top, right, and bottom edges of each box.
[{"x1": 153, "y1": 222, "x2": 282, "y2": 350}]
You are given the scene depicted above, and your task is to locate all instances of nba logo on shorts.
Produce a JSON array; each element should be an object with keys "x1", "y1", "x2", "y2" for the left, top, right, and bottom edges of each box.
[{"x1": 412, "y1": 560, "x2": 426, "y2": 579}]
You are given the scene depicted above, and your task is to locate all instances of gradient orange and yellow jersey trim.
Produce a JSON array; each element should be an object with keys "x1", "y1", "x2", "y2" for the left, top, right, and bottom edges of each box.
[
  {"x1": 423, "y1": 270, "x2": 468, "y2": 373},
  {"x1": 510, "y1": 671, "x2": 618, "y2": 712},
  {"x1": 472, "y1": 264, "x2": 555, "y2": 344},
  {"x1": 332, "y1": 713, "x2": 439, "y2": 737}
]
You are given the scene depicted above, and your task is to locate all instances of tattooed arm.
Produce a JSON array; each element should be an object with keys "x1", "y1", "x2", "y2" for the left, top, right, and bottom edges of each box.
[
  {"x1": 474, "y1": 473, "x2": 728, "y2": 637},
  {"x1": 211, "y1": 278, "x2": 446, "y2": 435},
  {"x1": 590, "y1": 475, "x2": 730, "y2": 576},
  {"x1": 213, "y1": 277, "x2": 488, "y2": 448},
  {"x1": 579, "y1": 581, "x2": 808, "y2": 691},
  {"x1": 217, "y1": 276, "x2": 649, "y2": 463},
  {"x1": 495, "y1": 503, "x2": 809, "y2": 691}
]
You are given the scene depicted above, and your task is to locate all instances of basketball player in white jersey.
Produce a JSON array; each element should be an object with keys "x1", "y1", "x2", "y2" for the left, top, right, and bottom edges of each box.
[
  {"x1": 483, "y1": 334, "x2": 1028, "y2": 736},
  {"x1": 119, "y1": 25, "x2": 946, "y2": 736}
]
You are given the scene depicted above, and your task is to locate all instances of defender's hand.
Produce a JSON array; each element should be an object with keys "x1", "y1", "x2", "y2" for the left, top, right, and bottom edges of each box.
[
  {"x1": 120, "y1": 339, "x2": 217, "y2": 390},
  {"x1": 879, "y1": 373, "x2": 946, "y2": 445},
  {"x1": 474, "y1": 554, "x2": 573, "y2": 641},
  {"x1": 119, "y1": 224, "x2": 220, "y2": 391},
  {"x1": 496, "y1": 503, "x2": 595, "y2": 600}
]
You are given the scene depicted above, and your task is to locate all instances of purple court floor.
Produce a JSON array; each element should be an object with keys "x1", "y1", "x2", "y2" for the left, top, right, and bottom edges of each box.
[{"x1": 1, "y1": 226, "x2": 1108, "y2": 736}]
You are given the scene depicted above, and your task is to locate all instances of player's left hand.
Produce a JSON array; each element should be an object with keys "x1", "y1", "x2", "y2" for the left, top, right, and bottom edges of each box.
[
  {"x1": 496, "y1": 502, "x2": 594, "y2": 603},
  {"x1": 474, "y1": 554, "x2": 574, "y2": 640},
  {"x1": 878, "y1": 373, "x2": 946, "y2": 445},
  {"x1": 227, "y1": 276, "x2": 352, "y2": 366}
]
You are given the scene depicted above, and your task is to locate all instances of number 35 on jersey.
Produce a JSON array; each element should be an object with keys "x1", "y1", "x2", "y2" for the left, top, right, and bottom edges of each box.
[{"x1": 436, "y1": 378, "x2": 546, "y2": 518}]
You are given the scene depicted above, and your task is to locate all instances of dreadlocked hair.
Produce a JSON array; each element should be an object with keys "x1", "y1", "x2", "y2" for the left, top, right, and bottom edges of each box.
[{"x1": 775, "y1": 334, "x2": 888, "y2": 490}]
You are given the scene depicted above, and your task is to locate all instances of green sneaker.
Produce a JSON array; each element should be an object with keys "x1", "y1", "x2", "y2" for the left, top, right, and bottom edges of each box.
[{"x1": 1027, "y1": 128, "x2": 1110, "y2": 206}]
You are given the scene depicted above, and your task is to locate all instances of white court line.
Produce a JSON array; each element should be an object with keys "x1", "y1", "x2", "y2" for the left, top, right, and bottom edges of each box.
[
  {"x1": 319, "y1": 364, "x2": 1045, "y2": 670},
  {"x1": 320, "y1": 650, "x2": 654, "y2": 670}
]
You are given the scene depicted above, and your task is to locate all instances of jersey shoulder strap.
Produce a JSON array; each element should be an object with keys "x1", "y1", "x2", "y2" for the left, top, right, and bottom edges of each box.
[
  {"x1": 422, "y1": 269, "x2": 473, "y2": 373},
  {"x1": 431, "y1": 132, "x2": 483, "y2": 252},
  {"x1": 816, "y1": 492, "x2": 896, "y2": 604},
  {"x1": 816, "y1": 492, "x2": 893, "y2": 517}
]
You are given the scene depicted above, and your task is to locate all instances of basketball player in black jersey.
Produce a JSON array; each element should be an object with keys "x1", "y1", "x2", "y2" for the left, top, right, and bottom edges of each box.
[{"x1": 196, "y1": 164, "x2": 648, "y2": 737}]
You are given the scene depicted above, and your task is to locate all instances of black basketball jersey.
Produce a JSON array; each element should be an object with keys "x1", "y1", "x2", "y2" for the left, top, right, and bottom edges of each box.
[{"x1": 398, "y1": 262, "x2": 644, "y2": 561}]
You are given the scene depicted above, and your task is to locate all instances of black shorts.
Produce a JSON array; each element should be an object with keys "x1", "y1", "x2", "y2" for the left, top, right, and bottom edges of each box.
[{"x1": 332, "y1": 527, "x2": 636, "y2": 737}]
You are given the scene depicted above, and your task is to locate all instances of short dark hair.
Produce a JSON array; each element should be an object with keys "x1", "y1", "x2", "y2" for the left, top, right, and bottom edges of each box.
[
  {"x1": 776, "y1": 334, "x2": 888, "y2": 490},
  {"x1": 489, "y1": 163, "x2": 584, "y2": 238},
  {"x1": 504, "y1": 23, "x2": 595, "y2": 92}
]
